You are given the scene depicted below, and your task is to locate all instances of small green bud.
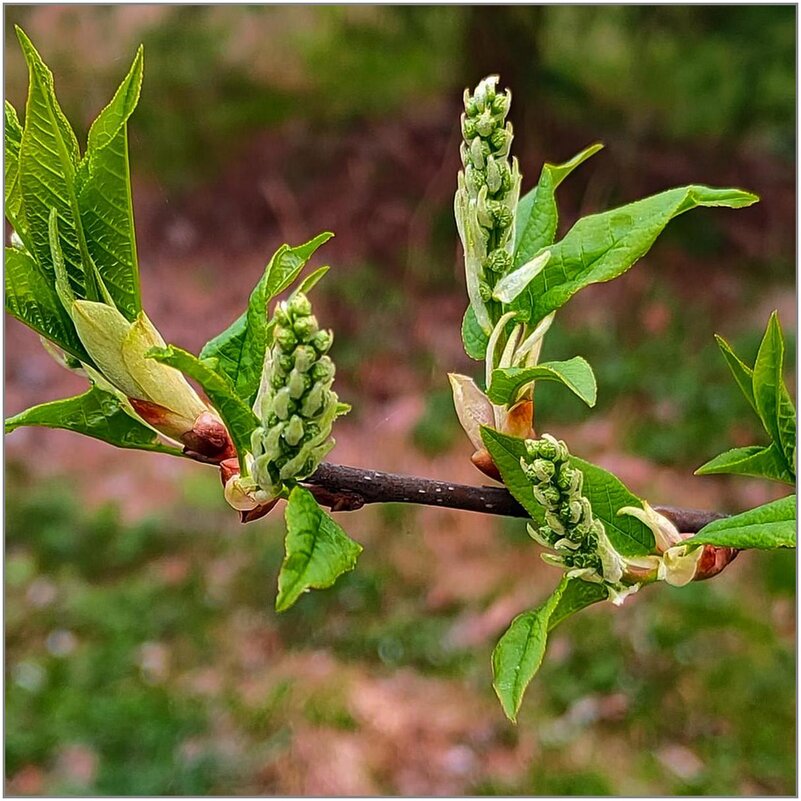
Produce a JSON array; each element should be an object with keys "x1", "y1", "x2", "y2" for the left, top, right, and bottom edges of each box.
[
  {"x1": 287, "y1": 368, "x2": 309, "y2": 399},
  {"x1": 462, "y1": 115, "x2": 477, "y2": 139},
  {"x1": 532, "y1": 458, "x2": 555, "y2": 482},
  {"x1": 311, "y1": 356, "x2": 335, "y2": 383},
  {"x1": 310, "y1": 329, "x2": 333, "y2": 355},
  {"x1": 485, "y1": 248, "x2": 512, "y2": 275},
  {"x1": 293, "y1": 314, "x2": 318, "y2": 341},
  {"x1": 288, "y1": 292, "x2": 312, "y2": 317},
  {"x1": 272, "y1": 387, "x2": 292, "y2": 420},
  {"x1": 534, "y1": 485, "x2": 561, "y2": 509},
  {"x1": 475, "y1": 107, "x2": 495, "y2": 138},
  {"x1": 491, "y1": 90, "x2": 510, "y2": 116},
  {"x1": 465, "y1": 166, "x2": 485, "y2": 194},
  {"x1": 489, "y1": 201, "x2": 513, "y2": 230},
  {"x1": 274, "y1": 325, "x2": 297, "y2": 350},
  {"x1": 293, "y1": 345, "x2": 317, "y2": 373},
  {"x1": 283, "y1": 415, "x2": 304, "y2": 446}
]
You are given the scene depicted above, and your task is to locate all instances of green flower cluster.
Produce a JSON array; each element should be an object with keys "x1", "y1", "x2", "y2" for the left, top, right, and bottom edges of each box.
[
  {"x1": 250, "y1": 292, "x2": 339, "y2": 498},
  {"x1": 521, "y1": 434, "x2": 607, "y2": 579},
  {"x1": 455, "y1": 75, "x2": 521, "y2": 332}
]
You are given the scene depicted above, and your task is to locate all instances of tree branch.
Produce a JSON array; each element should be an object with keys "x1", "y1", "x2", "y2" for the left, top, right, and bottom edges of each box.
[{"x1": 303, "y1": 462, "x2": 725, "y2": 533}]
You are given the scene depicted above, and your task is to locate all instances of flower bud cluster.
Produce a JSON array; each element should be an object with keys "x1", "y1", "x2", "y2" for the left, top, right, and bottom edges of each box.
[
  {"x1": 250, "y1": 292, "x2": 339, "y2": 498},
  {"x1": 455, "y1": 76, "x2": 522, "y2": 331},
  {"x1": 521, "y1": 434, "x2": 606, "y2": 579}
]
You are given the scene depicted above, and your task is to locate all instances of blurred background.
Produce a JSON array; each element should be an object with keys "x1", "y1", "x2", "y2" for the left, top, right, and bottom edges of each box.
[{"x1": 4, "y1": 5, "x2": 796, "y2": 795}]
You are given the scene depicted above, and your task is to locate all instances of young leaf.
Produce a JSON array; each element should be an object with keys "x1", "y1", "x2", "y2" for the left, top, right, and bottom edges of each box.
[
  {"x1": 147, "y1": 345, "x2": 259, "y2": 469},
  {"x1": 276, "y1": 486, "x2": 363, "y2": 612},
  {"x1": 5, "y1": 100, "x2": 27, "y2": 240},
  {"x1": 5, "y1": 246, "x2": 90, "y2": 363},
  {"x1": 715, "y1": 334, "x2": 757, "y2": 413},
  {"x1": 15, "y1": 27, "x2": 98, "y2": 302},
  {"x1": 488, "y1": 357, "x2": 597, "y2": 408},
  {"x1": 684, "y1": 495, "x2": 796, "y2": 550},
  {"x1": 492, "y1": 577, "x2": 568, "y2": 722},
  {"x1": 514, "y1": 143, "x2": 603, "y2": 266},
  {"x1": 77, "y1": 45, "x2": 144, "y2": 320},
  {"x1": 492, "y1": 250, "x2": 550, "y2": 303},
  {"x1": 695, "y1": 442, "x2": 794, "y2": 485},
  {"x1": 571, "y1": 455, "x2": 655, "y2": 557},
  {"x1": 481, "y1": 427, "x2": 654, "y2": 556},
  {"x1": 295, "y1": 265, "x2": 330, "y2": 295},
  {"x1": 515, "y1": 185, "x2": 758, "y2": 325},
  {"x1": 753, "y1": 312, "x2": 796, "y2": 475},
  {"x1": 461, "y1": 305, "x2": 489, "y2": 360},
  {"x1": 548, "y1": 579, "x2": 609, "y2": 632},
  {"x1": 5, "y1": 385, "x2": 183, "y2": 456},
  {"x1": 200, "y1": 232, "x2": 333, "y2": 406}
]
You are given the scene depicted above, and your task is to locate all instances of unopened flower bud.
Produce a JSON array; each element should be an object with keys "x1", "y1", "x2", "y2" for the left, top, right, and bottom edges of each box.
[
  {"x1": 288, "y1": 292, "x2": 312, "y2": 317},
  {"x1": 284, "y1": 415, "x2": 304, "y2": 446},
  {"x1": 274, "y1": 325, "x2": 296, "y2": 350},
  {"x1": 293, "y1": 314, "x2": 318, "y2": 341},
  {"x1": 287, "y1": 368, "x2": 309, "y2": 399}
]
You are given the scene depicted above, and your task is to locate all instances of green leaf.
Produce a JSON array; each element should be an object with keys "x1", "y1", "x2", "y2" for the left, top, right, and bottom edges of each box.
[
  {"x1": 5, "y1": 100, "x2": 26, "y2": 239},
  {"x1": 5, "y1": 385, "x2": 183, "y2": 456},
  {"x1": 571, "y1": 455, "x2": 654, "y2": 556},
  {"x1": 715, "y1": 334, "x2": 757, "y2": 413},
  {"x1": 77, "y1": 46, "x2": 144, "y2": 320},
  {"x1": 147, "y1": 345, "x2": 259, "y2": 469},
  {"x1": 480, "y1": 427, "x2": 654, "y2": 556},
  {"x1": 200, "y1": 232, "x2": 333, "y2": 406},
  {"x1": 685, "y1": 495, "x2": 796, "y2": 550},
  {"x1": 548, "y1": 579, "x2": 608, "y2": 632},
  {"x1": 753, "y1": 312, "x2": 796, "y2": 475},
  {"x1": 295, "y1": 265, "x2": 330, "y2": 295},
  {"x1": 516, "y1": 185, "x2": 758, "y2": 324},
  {"x1": 514, "y1": 143, "x2": 603, "y2": 266},
  {"x1": 492, "y1": 577, "x2": 568, "y2": 722},
  {"x1": 15, "y1": 27, "x2": 98, "y2": 302},
  {"x1": 5, "y1": 245, "x2": 90, "y2": 363},
  {"x1": 488, "y1": 357, "x2": 597, "y2": 407},
  {"x1": 695, "y1": 443, "x2": 794, "y2": 485},
  {"x1": 461, "y1": 305, "x2": 488, "y2": 360},
  {"x1": 480, "y1": 426, "x2": 545, "y2": 523},
  {"x1": 276, "y1": 486, "x2": 363, "y2": 613}
]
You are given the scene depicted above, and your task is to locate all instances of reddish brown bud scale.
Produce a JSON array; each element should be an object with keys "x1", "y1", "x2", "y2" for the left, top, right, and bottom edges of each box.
[{"x1": 694, "y1": 545, "x2": 740, "y2": 581}]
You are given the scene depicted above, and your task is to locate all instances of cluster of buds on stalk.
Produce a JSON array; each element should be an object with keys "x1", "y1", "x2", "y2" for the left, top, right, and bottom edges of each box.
[
  {"x1": 451, "y1": 76, "x2": 556, "y2": 478},
  {"x1": 520, "y1": 434, "x2": 737, "y2": 603},
  {"x1": 521, "y1": 434, "x2": 644, "y2": 605},
  {"x1": 454, "y1": 75, "x2": 521, "y2": 334},
  {"x1": 224, "y1": 292, "x2": 341, "y2": 515}
]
